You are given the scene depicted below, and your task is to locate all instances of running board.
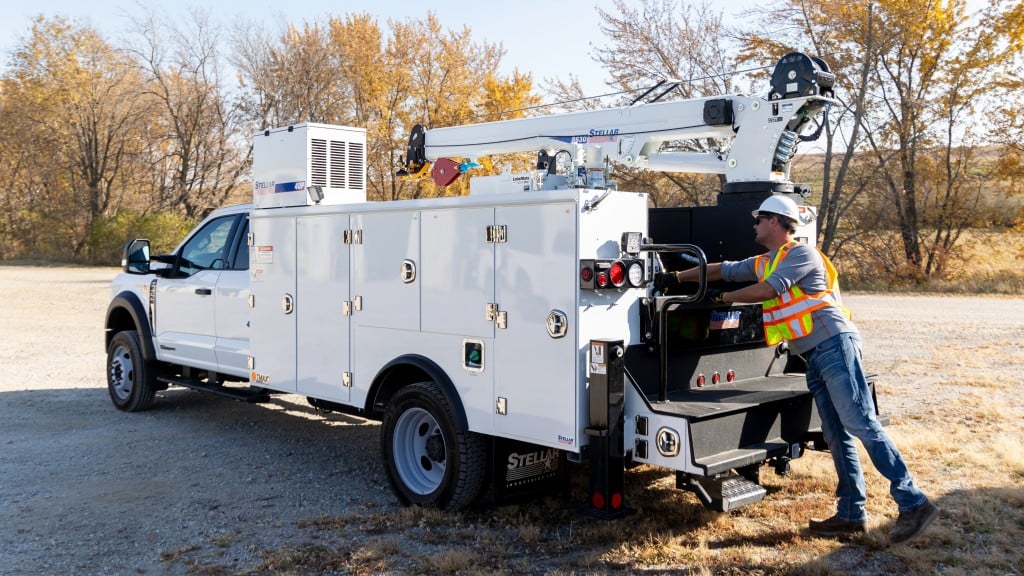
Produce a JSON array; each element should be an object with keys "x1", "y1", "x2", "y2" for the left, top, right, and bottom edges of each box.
[
  {"x1": 678, "y1": 472, "x2": 767, "y2": 512},
  {"x1": 157, "y1": 376, "x2": 271, "y2": 403}
]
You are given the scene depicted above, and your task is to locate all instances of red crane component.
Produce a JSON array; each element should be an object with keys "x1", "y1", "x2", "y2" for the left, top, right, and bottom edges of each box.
[{"x1": 431, "y1": 158, "x2": 462, "y2": 187}]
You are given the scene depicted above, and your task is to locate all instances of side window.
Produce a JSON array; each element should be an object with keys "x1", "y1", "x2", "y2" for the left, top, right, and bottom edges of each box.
[
  {"x1": 178, "y1": 216, "x2": 239, "y2": 276},
  {"x1": 231, "y1": 219, "x2": 249, "y2": 271}
]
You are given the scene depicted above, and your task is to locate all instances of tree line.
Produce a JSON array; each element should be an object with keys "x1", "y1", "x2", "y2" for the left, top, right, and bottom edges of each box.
[{"x1": 1, "y1": 1, "x2": 1022, "y2": 285}]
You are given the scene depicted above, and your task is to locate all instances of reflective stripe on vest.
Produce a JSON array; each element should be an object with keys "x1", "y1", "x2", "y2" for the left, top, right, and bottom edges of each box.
[{"x1": 755, "y1": 241, "x2": 851, "y2": 346}]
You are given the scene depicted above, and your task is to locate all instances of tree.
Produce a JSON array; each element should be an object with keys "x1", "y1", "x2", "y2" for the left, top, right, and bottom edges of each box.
[
  {"x1": 741, "y1": 0, "x2": 1024, "y2": 281},
  {"x1": 126, "y1": 7, "x2": 248, "y2": 219},
  {"x1": 0, "y1": 90, "x2": 34, "y2": 258},
  {"x1": 3, "y1": 15, "x2": 151, "y2": 258},
  {"x1": 737, "y1": 1, "x2": 882, "y2": 257},
  {"x1": 564, "y1": 0, "x2": 746, "y2": 208}
]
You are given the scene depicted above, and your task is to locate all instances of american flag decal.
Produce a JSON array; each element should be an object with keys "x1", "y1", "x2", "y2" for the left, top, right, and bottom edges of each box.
[{"x1": 709, "y1": 310, "x2": 741, "y2": 330}]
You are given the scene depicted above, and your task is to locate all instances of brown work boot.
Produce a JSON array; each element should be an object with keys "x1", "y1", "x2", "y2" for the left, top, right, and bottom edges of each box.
[
  {"x1": 890, "y1": 500, "x2": 939, "y2": 544},
  {"x1": 808, "y1": 514, "x2": 867, "y2": 537}
]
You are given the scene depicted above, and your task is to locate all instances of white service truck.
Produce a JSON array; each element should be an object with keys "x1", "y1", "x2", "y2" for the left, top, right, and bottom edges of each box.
[{"x1": 105, "y1": 53, "x2": 877, "y2": 516}]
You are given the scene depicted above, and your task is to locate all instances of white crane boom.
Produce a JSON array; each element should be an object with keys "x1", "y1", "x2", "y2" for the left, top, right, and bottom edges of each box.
[{"x1": 399, "y1": 52, "x2": 836, "y2": 190}]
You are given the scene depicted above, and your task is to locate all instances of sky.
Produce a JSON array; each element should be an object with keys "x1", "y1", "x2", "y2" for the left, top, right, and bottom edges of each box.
[{"x1": 0, "y1": 0, "x2": 760, "y2": 96}]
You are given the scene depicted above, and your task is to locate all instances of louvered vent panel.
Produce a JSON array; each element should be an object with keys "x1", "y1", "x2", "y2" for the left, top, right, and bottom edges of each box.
[
  {"x1": 329, "y1": 141, "x2": 347, "y2": 188},
  {"x1": 348, "y1": 142, "x2": 364, "y2": 190},
  {"x1": 310, "y1": 139, "x2": 328, "y2": 186}
]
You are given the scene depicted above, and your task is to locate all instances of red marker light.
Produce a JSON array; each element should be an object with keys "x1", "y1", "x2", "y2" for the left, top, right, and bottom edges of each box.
[
  {"x1": 596, "y1": 272, "x2": 609, "y2": 287},
  {"x1": 592, "y1": 492, "x2": 605, "y2": 509},
  {"x1": 727, "y1": 370, "x2": 735, "y2": 382},
  {"x1": 696, "y1": 374, "x2": 706, "y2": 387},
  {"x1": 712, "y1": 372, "x2": 721, "y2": 385},
  {"x1": 609, "y1": 261, "x2": 626, "y2": 287},
  {"x1": 581, "y1": 267, "x2": 594, "y2": 282}
]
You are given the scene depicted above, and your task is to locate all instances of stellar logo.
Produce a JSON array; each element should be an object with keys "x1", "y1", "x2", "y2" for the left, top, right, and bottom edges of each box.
[
  {"x1": 254, "y1": 180, "x2": 274, "y2": 195},
  {"x1": 507, "y1": 448, "x2": 560, "y2": 471}
]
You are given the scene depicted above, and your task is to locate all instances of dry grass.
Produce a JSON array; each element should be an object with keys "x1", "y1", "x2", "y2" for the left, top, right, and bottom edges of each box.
[
  {"x1": 213, "y1": 415, "x2": 1021, "y2": 576},
  {"x1": 211, "y1": 382, "x2": 1022, "y2": 576},
  {"x1": 158, "y1": 359, "x2": 1024, "y2": 575},
  {"x1": 838, "y1": 229, "x2": 1024, "y2": 293}
]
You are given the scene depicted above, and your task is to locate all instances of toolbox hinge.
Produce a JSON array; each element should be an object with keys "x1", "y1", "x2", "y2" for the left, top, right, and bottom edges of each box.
[
  {"x1": 486, "y1": 303, "x2": 508, "y2": 329},
  {"x1": 344, "y1": 229, "x2": 363, "y2": 244},
  {"x1": 485, "y1": 225, "x2": 507, "y2": 243}
]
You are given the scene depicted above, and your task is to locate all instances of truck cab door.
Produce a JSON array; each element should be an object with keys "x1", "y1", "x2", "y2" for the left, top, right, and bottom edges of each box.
[{"x1": 154, "y1": 214, "x2": 243, "y2": 371}]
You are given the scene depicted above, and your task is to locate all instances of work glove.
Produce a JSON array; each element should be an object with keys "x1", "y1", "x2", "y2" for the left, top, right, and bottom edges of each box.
[
  {"x1": 653, "y1": 272, "x2": 676, "y2": 295},
  {"x1": 705, "y1": 288, "x2": 729, "y2": 305}
]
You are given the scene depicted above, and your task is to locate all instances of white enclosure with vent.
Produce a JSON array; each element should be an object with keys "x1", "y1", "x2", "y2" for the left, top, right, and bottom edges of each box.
[{"x1": 252, "y1": 123, "x2": 367, "y2": 209}]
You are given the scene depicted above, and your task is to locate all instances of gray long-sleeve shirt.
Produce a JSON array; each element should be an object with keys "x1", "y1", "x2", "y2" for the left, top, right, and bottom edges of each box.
[{"x1": 720, "y1": 243, "x2": 858, "y2": 355}]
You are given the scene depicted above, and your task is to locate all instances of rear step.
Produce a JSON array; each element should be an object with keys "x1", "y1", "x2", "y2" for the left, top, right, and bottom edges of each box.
[
  {"x1": 678, "y1": 472, "x2": 767, "y2": 512},
  {"x1": 694, "y1": 443, "x2": 790, "y2": 475},
  {"x1": 157, "y1": 376, "x2": 271, "y2": 403}
]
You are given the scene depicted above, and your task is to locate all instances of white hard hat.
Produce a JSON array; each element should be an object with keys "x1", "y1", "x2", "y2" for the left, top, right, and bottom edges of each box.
[{"x1": 752, "y1": 194, "x2": 801, "y2": 222}]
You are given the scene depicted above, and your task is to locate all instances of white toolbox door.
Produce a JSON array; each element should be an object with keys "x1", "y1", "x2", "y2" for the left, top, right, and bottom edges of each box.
[
  {"x1": 249, "y1": 216, "x2": 297, "y2": 392},
  {"x1": 421, "y1": 207, "x2": 495, "y2": 338},
  {"x1": 296, "y1": 215, "x2": 351, "y2": 403},
  {"x1": 350, "y1": 211, "x2": 421, "y2": 331},
  {"x1": 493, "y1": 202, "x2": 578, "y2": 450}
]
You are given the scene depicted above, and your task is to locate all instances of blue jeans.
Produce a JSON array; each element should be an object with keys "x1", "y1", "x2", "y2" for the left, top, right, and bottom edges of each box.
[{"x1": 804, "y1": 333, "x2": 927, "y2": 521}]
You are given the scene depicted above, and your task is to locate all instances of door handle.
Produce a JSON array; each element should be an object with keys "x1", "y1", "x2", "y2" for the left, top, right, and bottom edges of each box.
[
  {"x1": 195, "y1": 288, "x2": 212, "y2": 295},
  {"x1": 400, "y1": 259, "x2": 416, "y2": 283}
]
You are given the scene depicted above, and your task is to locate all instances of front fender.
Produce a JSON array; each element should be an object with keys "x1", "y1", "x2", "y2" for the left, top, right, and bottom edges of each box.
[{"x1": 105, "y1": 291, "x2": 156, "y2": 361}]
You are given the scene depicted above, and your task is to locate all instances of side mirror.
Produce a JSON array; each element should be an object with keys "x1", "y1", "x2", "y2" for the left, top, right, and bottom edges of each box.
[{"x1": 122, "y1": 239, "x2": 151, "y2": 274}]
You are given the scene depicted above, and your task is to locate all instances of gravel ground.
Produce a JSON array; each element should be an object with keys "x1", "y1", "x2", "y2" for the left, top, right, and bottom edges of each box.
[
  {"x1": 1, "y1": 265, "x2": 1021, "y2": 575},
  {"x1": 0, "y1": 266, "x2": 392, "y2": 576}
]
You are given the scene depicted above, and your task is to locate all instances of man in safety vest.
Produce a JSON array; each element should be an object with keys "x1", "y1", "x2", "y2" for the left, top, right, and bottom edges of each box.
[{"x1": 662, "y1": 194, "x2": 938, "y2": 544}]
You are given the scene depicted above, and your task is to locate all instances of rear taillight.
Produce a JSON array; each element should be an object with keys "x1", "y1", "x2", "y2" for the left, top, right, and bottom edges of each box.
[
  {"x1": 580, "y1": 258, "x2": 644, "y2": 290},
  {"x1": 609, "y1": 261, "x2": 626, "y2": 287}
]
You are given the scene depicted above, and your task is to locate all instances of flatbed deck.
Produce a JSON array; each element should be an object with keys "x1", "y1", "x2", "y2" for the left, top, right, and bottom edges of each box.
[{"x1": 647, "y1": 374, "x2": 811, "y2": 420}]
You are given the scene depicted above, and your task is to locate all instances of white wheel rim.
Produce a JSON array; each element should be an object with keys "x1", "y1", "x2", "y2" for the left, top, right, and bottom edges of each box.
[
  {"x1": 392, "y1": 407, "x2": 446, "y2": 495},
  {"x1": 109, "y1": 344, "x2": 134, "y2": 401}
]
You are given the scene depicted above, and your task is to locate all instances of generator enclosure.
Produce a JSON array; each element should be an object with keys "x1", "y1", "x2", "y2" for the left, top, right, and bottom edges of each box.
[{"x1": 252, "y1": 123, "x2": 367, "y2": 209}]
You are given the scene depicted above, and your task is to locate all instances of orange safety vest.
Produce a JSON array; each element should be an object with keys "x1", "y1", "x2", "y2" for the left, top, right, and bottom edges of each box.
[{"x1": 754, "y1": 241, "x2": 852, "y2": 346}]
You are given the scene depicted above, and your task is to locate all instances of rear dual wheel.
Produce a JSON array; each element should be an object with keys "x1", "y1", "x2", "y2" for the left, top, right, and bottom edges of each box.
[{"x1": 381, "y1": 382, "x2": 486, "y2": 511}]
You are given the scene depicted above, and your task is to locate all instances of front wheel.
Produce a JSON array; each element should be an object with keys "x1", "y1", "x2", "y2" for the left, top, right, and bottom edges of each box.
[
  {"x1": 106, "y1": 330, "x2": 157, "y2": 411},
  {"x1": 381, "y1": 382, "x2": 486, "y2": 511}
]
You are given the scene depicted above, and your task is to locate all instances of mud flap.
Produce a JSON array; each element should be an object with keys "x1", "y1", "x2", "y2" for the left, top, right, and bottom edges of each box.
[{"x1": 478, "y1": 438, "x2": 568, "y2": 506}]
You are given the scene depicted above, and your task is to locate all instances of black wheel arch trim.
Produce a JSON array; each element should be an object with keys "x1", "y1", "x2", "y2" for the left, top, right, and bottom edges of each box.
[
  {"x1": 105, "y1": 291, "x2": 156, "y2": 361},
  {"x1": 369, "y1": 354, "x2": 469, "y2": 432}
]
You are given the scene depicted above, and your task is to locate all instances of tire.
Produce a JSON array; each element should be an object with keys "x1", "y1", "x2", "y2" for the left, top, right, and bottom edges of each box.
[
  {"x1": 381, "y1": 381, "x2": 487, "y2": 511},
  {"x1": 106, "y1": 330, "x2": 157, "y2": 412}
]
